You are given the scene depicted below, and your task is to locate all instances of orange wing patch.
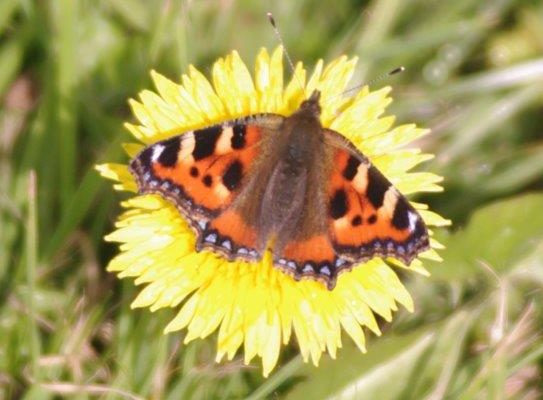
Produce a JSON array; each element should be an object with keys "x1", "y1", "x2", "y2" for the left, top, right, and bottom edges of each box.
[
  {"x1": 195, "y1": 209, "x2": 261, "y2": 262},
  {"x1": 282, "y1": 235, "x2": 335, "y2": 264},
  {"x1": 151, "y1": 144, "x2": 258, "y2": 212},
  {"x1": 130, "y1": 122, "x2": 263, "y2": 217}
]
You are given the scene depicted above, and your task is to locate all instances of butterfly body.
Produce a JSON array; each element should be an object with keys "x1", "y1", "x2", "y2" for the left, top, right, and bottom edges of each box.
[{"x1": 130, "y1": 90, "x2": 429, "y2": 289}]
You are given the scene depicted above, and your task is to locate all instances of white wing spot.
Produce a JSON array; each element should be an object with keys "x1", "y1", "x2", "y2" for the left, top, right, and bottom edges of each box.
[
  {"x1": 151, "y1": 144, "x2": 165, "y2": 161},
  {"x1": 205, "y1": 233, "x2": 217, "y2": 243},
  {"x1": 303, "y1": 264, "x2": 313, "y2": 273},
  {"x1": 320, "y1": 266, "x2": 331, "y2": 276},
  {"x1": 408, "y1": 211, "x2": 418, "y2": 232},
  {"x1": 216, "y1": 126, "x2": 234, "y2": 154}
]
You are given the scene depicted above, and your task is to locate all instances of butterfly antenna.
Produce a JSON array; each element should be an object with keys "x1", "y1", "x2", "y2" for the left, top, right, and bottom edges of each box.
[
  {"x1": 267, "y1": 12, "x2": 304, "y2": 93},
  {"x1": 340, "y1": 66, "x2": 405, "y2": 99}
]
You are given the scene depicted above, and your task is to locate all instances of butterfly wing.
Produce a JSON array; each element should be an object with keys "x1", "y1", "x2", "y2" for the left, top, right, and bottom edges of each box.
[
  {"x1": 325, "y1": 130, "x2": 429, "y2": 260},
  {"x1": 271, "y1": 129, "x2": 430, "y2": 289},
  {"x1": 129, "y1": 114, "x2": 284, "y2": 261}
]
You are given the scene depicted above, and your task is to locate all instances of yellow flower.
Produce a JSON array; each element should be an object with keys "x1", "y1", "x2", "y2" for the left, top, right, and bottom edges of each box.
[{"x1": 97, "y1": 47, "x2": 450, "y2": 377}]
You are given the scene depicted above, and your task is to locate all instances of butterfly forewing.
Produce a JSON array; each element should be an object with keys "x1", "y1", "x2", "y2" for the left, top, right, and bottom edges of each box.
[{"x1": 129, "y1": 115, "x2": 284, "y2": 261}]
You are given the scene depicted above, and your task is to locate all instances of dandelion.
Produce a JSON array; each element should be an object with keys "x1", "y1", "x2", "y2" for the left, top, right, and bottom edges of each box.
[{"x1": 96, "y1": 47, "x2": 450, "y2": 377}]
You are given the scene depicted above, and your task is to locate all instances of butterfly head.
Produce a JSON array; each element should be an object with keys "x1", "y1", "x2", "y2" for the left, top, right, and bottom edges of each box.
[{"x1": 298, "y1": 90, "x2": 321, "y2": 117}]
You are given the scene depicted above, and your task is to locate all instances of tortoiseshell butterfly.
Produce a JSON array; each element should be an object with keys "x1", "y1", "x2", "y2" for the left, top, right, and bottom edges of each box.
[{"x1": 129, "y1": 87, "x2": 429, "y2": 289}]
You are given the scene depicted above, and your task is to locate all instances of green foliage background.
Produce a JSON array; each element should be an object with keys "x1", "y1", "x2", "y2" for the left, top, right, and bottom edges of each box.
[{"x1": 1, "y1": 0, "x2": 543, "y2": 398}]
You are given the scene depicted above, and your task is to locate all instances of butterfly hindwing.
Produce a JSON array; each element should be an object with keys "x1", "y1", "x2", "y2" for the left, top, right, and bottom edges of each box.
[{"x1": 129, "y1": 115, "x2": 283, "y2": 260}]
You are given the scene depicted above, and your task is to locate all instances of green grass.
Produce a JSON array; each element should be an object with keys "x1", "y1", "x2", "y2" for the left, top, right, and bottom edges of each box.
[{"x1": 1, "y1": 0, "x2": 543, "y2": 398}]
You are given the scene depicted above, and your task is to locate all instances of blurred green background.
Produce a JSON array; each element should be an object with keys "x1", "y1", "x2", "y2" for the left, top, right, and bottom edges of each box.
[{"x1": 1, "y1": 0, "x2": 543, "y2": 399}]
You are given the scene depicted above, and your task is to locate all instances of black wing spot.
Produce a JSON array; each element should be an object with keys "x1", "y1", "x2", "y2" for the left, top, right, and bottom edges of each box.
[
  {"x1": 134, "y1": 147, "x2": 153, "y2": 170},
  {"x1": 157, "y1": 137, "x2": 181, "y2": 167},
  {"x1": 202, "y1": 175, "x2": 213, "y2": 187},
  {"x1": 222, "y1": 160, "x2": 243, "y2": 191},
  {"x1": 414, "y1": 219, "x2": 426, "y2": 237},
  {"x1": 231, "y1": 125, "x2": 246, "y2": 149},
  {"x1": 189, "y1": 167, "x2": 199, "y2": 177},
  {"x1": 330, "y1": 189, "x2": 348, "y2": 219},
  {"x1": 193, "y1": 126, "x2": 222, "y2": 160},
  {"x1": 351, "y1": 215, "x2": 363, "y2": 226},
  {"x1": 367, "y1": 214, "x2": 377, "y2": 224},
  {"x1": 391, "y1": 197, "x2": 410, "y2": 230},
  {"x1": 343, "y1": 156, "x2": 361, "y2": 181},
  {"x1": 366, "y1": 166, "x2": 390, "y2": 209}
]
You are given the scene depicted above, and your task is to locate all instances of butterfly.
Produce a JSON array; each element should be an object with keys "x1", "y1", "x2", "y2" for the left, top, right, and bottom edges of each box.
[{"x1": 129, "y1": 90, "x2": 430, "y2": 289}]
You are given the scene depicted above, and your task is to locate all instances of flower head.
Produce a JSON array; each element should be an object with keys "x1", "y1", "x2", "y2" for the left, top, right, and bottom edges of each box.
[{"x1": 97, "y1": 47, "x2": 450, "y2": 377}]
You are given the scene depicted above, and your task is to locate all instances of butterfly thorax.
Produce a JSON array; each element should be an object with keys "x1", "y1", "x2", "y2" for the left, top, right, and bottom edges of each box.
[
  {"x1": 272, "y1": 90, "x2": 325, "y2": 171},
  {"x1": 278, "y1": 97, "x2": 325, "y2": 173}
]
